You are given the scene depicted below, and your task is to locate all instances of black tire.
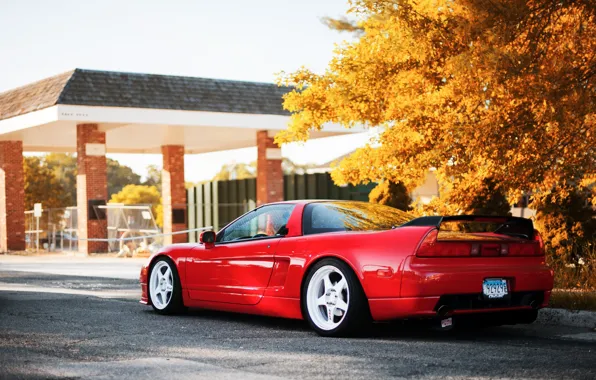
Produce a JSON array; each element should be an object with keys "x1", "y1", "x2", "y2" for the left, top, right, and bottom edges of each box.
[
  {"x1": 148, "y1": 257, "x2": 185, "y2": 314},
  {"x1": 301, "y1": 258, "x2": 371, "y2": 337}
]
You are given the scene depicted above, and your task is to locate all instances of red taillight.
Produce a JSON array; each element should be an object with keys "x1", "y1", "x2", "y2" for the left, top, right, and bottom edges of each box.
[
  {"x1": 416, "y1": 229, "x2": 439, "y2": 257},
  {"x1": 416, "y1": 229, "x2": 471, "y2": 257},
  {"x1": 509, "y1": 231, "x2": 545, "y2": 256},
  {"x1": 500, "y1": 244, "x2": 509, "y2": 255},
  {"x1": 534, "y1": 230, "x2": 545, "y2": 256},
  {"x1": 416, "y1": 229, "x2": 544, "y2": 257}
]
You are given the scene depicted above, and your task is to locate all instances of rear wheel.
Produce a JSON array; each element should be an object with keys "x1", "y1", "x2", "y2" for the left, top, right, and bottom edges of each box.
[
  {"x1": 149, "y1": 257, "x2": 184, "y2": 314},
  {"x1": 302, "y1": 258, "x2": 370, "y2": 337}
]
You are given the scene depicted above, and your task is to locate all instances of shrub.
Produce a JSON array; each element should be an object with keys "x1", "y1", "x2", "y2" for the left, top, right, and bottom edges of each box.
[
  {"x1": 532, "y1": 185, "x2": 596, "y2": 263},
  {"x1": 369, "y1": 181, "x2": 412, "y2": 211},
  {"x1": 109, "y1": 185, "x2": 163, "y2": 227}
]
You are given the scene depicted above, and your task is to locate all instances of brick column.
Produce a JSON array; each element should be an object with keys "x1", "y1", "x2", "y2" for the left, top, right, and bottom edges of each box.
[
  {"x1": 76, "y1": 124, "x2": 108, "y2": 254},
  {"x1": 162, "y1": 145, "x2": 186, "y2": 245},
  {"x1": 0, "y1": 141, "x2": 26, "y2": 252},
  {"x1": 256, "y1": 130, "x2": 283, "y2": 206}
]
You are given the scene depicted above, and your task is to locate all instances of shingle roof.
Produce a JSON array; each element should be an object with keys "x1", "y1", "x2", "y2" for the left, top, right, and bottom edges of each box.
[
  {"x1": 0, "y1": 70, "x2": 75, "y2": 121},
  {"x1": 0, "y1": 69, "x2": 291, "y2": 121}
]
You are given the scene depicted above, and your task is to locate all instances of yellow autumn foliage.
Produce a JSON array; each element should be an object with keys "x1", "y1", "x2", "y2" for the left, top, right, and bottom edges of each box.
[{"x1": 277, "y1": 0, "x2": 596, "y2": 212}]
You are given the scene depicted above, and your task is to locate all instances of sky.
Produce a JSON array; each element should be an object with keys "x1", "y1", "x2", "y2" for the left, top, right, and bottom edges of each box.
[{"x1": 0, "y1": 0, "x2": 370, "y2": 181}]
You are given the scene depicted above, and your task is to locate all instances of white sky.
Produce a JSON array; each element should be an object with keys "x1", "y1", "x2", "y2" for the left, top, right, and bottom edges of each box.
[{"x1": 0, "y1": 0, "x2": 370, "y2": 182}]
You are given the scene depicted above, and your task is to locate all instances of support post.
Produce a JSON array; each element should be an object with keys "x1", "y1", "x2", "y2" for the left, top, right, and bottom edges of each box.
[
  {"x1": 256, "y1": 130, "x2": 283, "y2": 206},
  {"x1": 161, "y1": 145, "x2": 186, "y2": 245},
  {"x1": 0, "y1": 141, "x2": 26, "y2": 252},
  {"x1": 76, "y1": 124, "x2": 108, "y2": 254}
]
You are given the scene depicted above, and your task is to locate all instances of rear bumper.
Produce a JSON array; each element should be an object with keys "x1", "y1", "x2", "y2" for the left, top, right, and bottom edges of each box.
[
  {"x1": 369, "y1": 255, "x2": 554, "y2": 321},
  {"x1": 369, "y1": 291, "x2": 551, "y2": 321}
]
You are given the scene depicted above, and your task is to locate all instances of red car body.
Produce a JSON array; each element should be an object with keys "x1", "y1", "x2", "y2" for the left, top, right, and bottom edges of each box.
[{"x1": 140, "y1": 200, "x2": 554, "y2": 323}]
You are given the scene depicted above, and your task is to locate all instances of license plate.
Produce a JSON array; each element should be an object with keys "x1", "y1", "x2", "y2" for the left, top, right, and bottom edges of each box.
[{"x1": 483, "y1": 278, "x2": 508, "y2": 299}]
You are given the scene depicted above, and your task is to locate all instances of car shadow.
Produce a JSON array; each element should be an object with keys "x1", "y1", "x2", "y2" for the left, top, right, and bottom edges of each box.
[{"x1": 144, "y1": 306, "x2": 565, "y2": 343}]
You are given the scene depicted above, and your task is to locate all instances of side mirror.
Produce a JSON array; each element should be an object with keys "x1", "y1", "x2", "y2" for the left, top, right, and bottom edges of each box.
[{"x1": 200, "y1": 231, "x2": 216, "y2": 248}]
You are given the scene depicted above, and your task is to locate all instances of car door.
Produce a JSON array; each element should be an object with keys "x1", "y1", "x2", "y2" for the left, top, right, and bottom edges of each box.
[{"x1": 186, "y1": 204, "x2": 296, "y2": 305}]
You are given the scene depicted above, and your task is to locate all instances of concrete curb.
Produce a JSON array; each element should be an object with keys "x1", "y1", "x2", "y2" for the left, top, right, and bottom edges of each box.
[{"x1": 538, "y1": 308, "x2": 596, "y2": 329}]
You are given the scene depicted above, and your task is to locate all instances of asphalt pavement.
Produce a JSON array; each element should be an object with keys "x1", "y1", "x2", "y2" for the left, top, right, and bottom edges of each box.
[{"x1": 0, "y1": 255, "x2": 595, "y2": 379}]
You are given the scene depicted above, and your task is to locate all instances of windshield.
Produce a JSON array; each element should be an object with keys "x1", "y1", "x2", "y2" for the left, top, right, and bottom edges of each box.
[{"x1": 302, "y1": 201, "x2": 414, "y2": 235}]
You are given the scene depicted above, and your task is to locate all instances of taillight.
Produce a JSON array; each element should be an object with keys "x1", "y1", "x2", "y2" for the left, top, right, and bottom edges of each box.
[
  {"x1": 534, "y1": 230, "x2": 545, "y2": 256},
  {"x1": 509, "y1": 230, "x2": 545, "y2": 256},
  {"x1": 416, "y1": 229, "x2": 439, "y2": 257},
  {"x1": 416, "y1": 229, "x2": 471, "y2": 257},
  {"x1": 416, "y1": 229, "x2": 544, "y2": 257}
]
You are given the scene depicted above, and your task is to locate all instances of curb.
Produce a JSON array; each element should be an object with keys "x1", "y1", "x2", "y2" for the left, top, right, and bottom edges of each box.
[{"x1": 538, "y1": 308, "x2": 596, "y2": 329}]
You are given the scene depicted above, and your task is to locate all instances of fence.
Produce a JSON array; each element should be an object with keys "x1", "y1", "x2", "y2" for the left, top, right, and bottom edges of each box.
[
  {"x1": 97, "y1": 204, "x2": 161, "y2": 255},
  {"x1": 186, "y1": 173, "x2": 375, "y2": 242},
  {"x1": 283, "y1": 173, "x2": 374, "y2": 202},
  {"x1": 22, "y1": 174, "x2": 375, "y2": 251},
  {"x1": 25, "y1": 207, "x2": 78, "y2": 252},
  {"x1": 187, "y1": 179, "x2": 256, "y2": 242}
]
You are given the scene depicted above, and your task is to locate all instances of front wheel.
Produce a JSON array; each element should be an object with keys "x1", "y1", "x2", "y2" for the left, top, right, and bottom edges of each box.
[
  {"x1": 302, "y1": 258, "x2": 370, "y2": 337},
  {"x1": 149, "y1": 257, "x2": 184, "y2": 314}
]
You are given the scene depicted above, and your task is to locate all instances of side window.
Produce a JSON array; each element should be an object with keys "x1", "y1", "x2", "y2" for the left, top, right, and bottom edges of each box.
[
  {"x1": 218, "y1": 204, "x2": 295, "y2": 243},
  {"x1": 303, "y1": 204, "x2": 351, "y2": 235}
]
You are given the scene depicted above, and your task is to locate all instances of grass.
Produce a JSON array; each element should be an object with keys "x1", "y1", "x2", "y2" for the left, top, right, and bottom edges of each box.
[
  {"x1": 547, "y1": 242, "x2": 595, "y2": 290},
  {"x1": 544, "y1": 241, "x2": 596, "y2": 311},
  {"x1": 549, "y1": 289, "x2": 596, "y2": 311}
]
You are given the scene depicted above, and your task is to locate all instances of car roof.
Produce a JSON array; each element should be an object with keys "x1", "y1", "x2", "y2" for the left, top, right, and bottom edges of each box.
[{"x1": 263, "y1": 199, "x2": 366, "y2": 206}]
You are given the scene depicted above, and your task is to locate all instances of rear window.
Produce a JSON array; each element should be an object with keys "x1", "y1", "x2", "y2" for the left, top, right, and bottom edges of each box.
[
  {"x1": 438, "y1": 218, "x2": 534, "y2": 240},
  {"x1": 303, "y1": 201, "x2": 414, "y2": 235}
]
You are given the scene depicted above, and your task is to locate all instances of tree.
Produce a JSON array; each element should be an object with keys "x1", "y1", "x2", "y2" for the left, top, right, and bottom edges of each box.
[
  {"x1": 276, "y1": 0, "x2": 596, "y2": 213},
  {"x1": 532, "y1": 185, "x2": 596, "y2": 260},
  {"x1": 369, "y1": 181, "x2": 412, "y2": 211},
  {"x1": 109, "y1": 185, "x2": 163, "y2": 227},
  {"x1": 465, "y1": 178, "x2": 512, "y2": 216},
  {"x1": 35, "y1": 154, "x2": 143, "y2": 204},
  {"x1": 142, "y1": 164, "x2": 162, "y2": 192},
  {"x1": 45, "y1": 153, "x2": 77, "y2": 206},
  {"x1": 211, "y1": 158, "x2": 314, "y2": 181},
  {"x1": 23, "y1": 156, "x2": 68, "y2": 210},
  {"x1": 212, "y1": 162, "x2": 256, "y2": 181},
  {"x1": 282, "y1": 158, "x2": 313, "y2": 175},
  {"x1": 107, "y1": 158, "x2": 141, "y2": 197}
]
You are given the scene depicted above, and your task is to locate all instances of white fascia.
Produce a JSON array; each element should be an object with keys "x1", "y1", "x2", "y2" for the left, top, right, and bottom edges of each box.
[
  {"x1": 55, "y1": 105, "x2": 360, "y2": 133},
  {"x1": 0, "y1": 106, "x2": 60, "y2": 135}
]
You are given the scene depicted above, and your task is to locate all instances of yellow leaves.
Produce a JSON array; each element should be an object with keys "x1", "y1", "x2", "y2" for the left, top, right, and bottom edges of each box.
[{"x1": 277, "y1": 0, "x2": 596, "y2": 212}]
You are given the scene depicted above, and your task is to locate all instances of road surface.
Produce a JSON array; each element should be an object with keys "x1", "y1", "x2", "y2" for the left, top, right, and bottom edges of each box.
[{"x1": 0, "y1": 255, "x2": 594, "y2": 379}]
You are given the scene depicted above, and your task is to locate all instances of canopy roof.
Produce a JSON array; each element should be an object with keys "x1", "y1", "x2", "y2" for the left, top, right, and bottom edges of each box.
[{"x1": 0, "y1": 69, "x2": 358, "y2": 153}]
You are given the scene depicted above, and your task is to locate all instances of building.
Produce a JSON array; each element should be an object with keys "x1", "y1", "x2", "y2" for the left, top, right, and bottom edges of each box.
[{"x1": 0, "y1": 69, "x2": 360, "y2": 253}]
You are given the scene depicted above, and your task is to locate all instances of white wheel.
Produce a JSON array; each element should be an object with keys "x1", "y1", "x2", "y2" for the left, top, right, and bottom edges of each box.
[
  {"x1": 149, "y1": 260, "x2": 174, "y2": 310},
  {"x1": 306, "y1": 265, "x2": 350, "y2": 331}
]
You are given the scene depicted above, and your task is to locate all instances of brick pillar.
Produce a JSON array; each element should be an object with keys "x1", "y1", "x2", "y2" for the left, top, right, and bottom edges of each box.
[
  {"x1": 162, "y1": 145, "x2": 186, "y2": 245},
  {"x1": 76, "y1": 124, "x2": 108, "y2": 254},
  {"x1": 256, "y1": 130, "x2": 283, "y2": 206},
  {"x1": 0, "y1": 141, "x2": 26, "y2": 252}
]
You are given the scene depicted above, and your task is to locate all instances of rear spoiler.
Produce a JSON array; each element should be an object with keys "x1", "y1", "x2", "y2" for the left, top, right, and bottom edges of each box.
[{"x1": 401, "y1": 215, "x2": 535, "y2": 240}]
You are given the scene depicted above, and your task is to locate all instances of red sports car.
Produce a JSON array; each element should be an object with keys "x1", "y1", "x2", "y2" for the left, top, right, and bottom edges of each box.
[{"x1": 139, "y1": 200, "x2": 554, "y2": 336}]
